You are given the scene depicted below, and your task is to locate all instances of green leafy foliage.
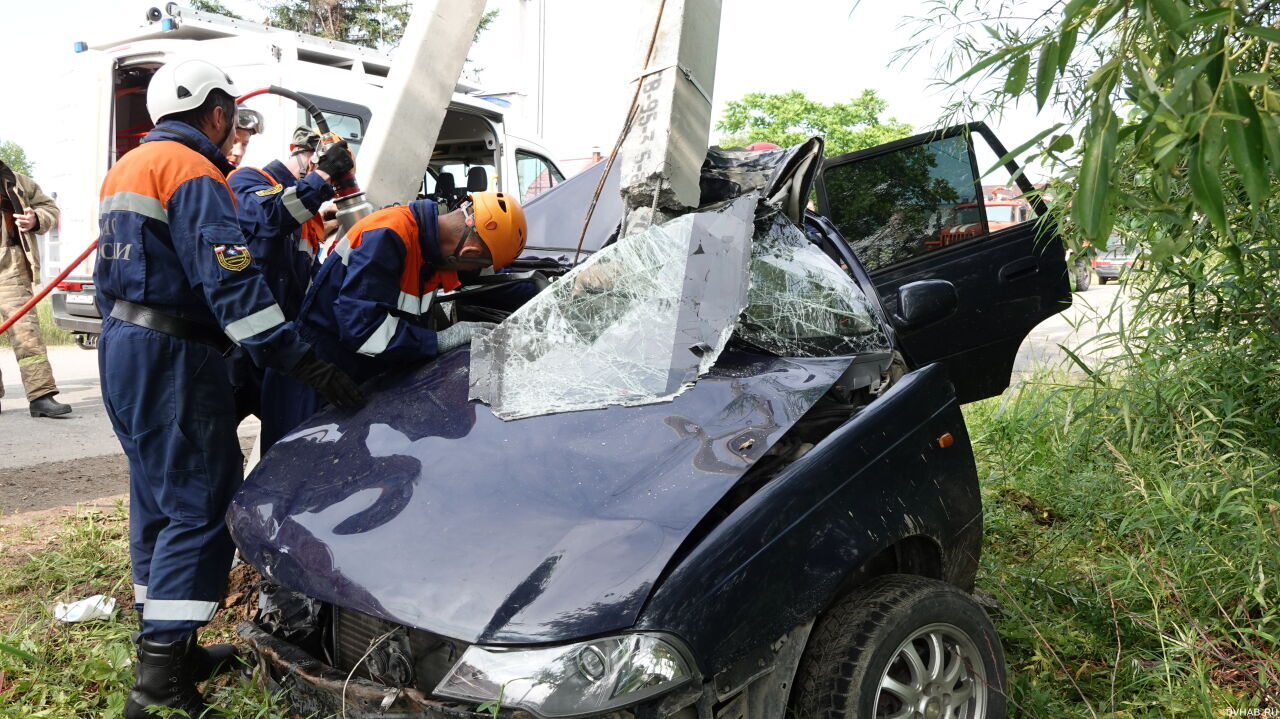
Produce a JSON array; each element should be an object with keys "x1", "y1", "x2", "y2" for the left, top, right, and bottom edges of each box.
[
  {"x1": 966, "y1": 361, "x2": 1280, "y2": 714},
  {"x1": 715, "y1": 89, "x2": 913, "y2": 156},
  {"x1": 261, "y1": 1, "x2": 498, "y2": 50},
  {"x1": 898, "y1": 0, "x2": 1280, "y2": 710},
  {"x1": 0, "y1": 139, "x2": 34, "y2": 175},
  {"x1": 189, "y1": 0, "x2": 243, "y2": 19},
  {"x1": 263, "y1": 0, "x2": 411, "y2": 49}
]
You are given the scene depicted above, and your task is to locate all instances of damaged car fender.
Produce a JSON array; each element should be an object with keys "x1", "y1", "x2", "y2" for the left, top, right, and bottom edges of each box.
[{"x1": 635, "y1": 362, "x2": 982, "y2": 676}]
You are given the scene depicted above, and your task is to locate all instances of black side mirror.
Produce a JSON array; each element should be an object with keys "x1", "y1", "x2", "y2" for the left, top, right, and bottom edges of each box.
[{"x1": 893, "y1": 279, "x2": 958, "y2": 330}]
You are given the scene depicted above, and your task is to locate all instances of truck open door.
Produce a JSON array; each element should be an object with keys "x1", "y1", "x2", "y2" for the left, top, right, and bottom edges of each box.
[{"x1": 817, "y1": 122, "x2": 1070, "y2": 403}]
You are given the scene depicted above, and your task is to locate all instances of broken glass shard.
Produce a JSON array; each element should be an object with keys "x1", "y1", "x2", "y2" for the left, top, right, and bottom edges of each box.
[
  {"x1": 470, "y1": 194, "x2": 758, "y2": 420},
  {"x1": 737, "y1": 215, "x2": 890, "y2": 357}
]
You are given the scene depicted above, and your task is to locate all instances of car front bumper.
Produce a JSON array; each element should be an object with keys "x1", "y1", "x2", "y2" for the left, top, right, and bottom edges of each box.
[{"x1": 236, "y1": 621, "x2": 514, "y2": 719}]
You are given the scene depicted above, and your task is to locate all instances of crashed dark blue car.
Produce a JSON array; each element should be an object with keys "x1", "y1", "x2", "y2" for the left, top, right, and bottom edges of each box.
[{"x1": 228, "y1": 123, "x2": 1069, "y2": 719}]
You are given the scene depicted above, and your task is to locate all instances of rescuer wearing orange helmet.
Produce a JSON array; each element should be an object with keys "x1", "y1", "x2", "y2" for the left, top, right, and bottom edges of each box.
[{"x1": 258, "y1": 191, "x2": 528, "y2": 450}]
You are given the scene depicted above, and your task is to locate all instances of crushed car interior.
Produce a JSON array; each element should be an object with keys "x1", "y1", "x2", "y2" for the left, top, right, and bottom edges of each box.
[{"x1": 228, "y1": 122, "x2": 1070, "y2": 719}]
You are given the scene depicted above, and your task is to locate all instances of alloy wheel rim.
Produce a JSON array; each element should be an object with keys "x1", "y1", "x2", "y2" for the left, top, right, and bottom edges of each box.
[{"x1": 874, "y1": 622, "x2": 988, "y2": 719}]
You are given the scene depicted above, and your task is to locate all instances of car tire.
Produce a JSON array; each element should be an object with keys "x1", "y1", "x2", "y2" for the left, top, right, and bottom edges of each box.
[{"x1": 788, "y1": 574, "x2": 1007, "y2": 719}]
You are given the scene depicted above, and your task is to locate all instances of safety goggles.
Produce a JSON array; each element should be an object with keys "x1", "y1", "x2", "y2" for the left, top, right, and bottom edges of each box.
[{"x1": 236, "y1": 108, "x2": 264, "y2": 134}]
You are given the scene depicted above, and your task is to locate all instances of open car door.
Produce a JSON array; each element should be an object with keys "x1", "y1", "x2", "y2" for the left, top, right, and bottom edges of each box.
[{"x1": 817, "y1": 122, "x2": 1069, "y2": 403}]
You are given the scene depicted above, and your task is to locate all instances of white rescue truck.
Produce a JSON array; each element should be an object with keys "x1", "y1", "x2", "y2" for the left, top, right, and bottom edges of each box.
[{"x1": 47, "y1": 2, "x2": 564, "y2": 347}]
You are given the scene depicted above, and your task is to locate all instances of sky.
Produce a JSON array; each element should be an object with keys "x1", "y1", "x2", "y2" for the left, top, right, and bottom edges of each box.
[{"x1": 0, "y1": 0, "x2": 1065, "y2": 185}]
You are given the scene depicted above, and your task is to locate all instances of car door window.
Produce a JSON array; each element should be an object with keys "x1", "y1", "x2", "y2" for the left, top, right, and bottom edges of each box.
[
  {"x1": 516, "y1": 151, "x2": 564, "y2": 203},
  {"x1": 823, "y1": 134, "x2": 987, "y2": 272}
]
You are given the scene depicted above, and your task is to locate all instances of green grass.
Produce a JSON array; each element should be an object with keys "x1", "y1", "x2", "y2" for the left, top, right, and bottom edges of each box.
[
  {"x1": 967, "y1": 368, "x2": 1280, "y2": 716},
  {"x1": 0, "y1": 301, "x2": 75, "y2": 348},
  {"x1": 0, "y1": 503, "x2": 290, "y2": 718}
]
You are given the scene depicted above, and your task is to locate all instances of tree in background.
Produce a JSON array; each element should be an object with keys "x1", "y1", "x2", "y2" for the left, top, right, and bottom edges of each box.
[
  {"x1": 190, "y1": 0, "x2": 243, "y2": 18},
  {"x1": 899, "y1": 1, "x2": 1280, "y2": 712},
  {"x1": 0, "y1": 139, "x2": 34, "y2": 176},
  {"x1": 716, "y1": 89, "x2": 912, "y2": 155},
  {"x1": 261, "y1": 1, "x2": 497, "y2": 50}
]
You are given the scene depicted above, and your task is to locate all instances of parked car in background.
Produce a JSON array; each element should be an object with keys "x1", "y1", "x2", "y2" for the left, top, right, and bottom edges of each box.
[
  {"x1": 227, "y1": 123, "x2": 1069, "y2": 719},
  {"x1": 1094, "y1": 236, "x2": 1140, "y2": 284}
]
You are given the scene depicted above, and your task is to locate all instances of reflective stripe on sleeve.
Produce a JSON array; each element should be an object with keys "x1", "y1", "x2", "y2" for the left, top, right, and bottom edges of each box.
[
  {"x1": 100, "y1": 192, "x2": 168, "y2": 224},
  {"x1": 357, "y1": 313, "x2": 400, "y2": 356},
  {"x1": 396, "y1": 289, "x2": 436, "y2": 316},
  {"x1": 143, "y1": 598, "x2": 219, "y2": 622},
  {"x1": 397, "y1": 291, "x2": 419, "y2": 314},
  {"x1": 332, "y1": 236, "x2": 353, "y2": 265},
  {"x1": 281, "y1": 186, "x2": 313, "y2": 225},
  {"x1": 297, "y1": 235, "x2": 312, "y2": 253},
  {"x1": 134, "y1": 584, "x2": 147, "y2": 605},
  {"x1": 224, "y1": 304, "x2": 286, "y2": 342}
]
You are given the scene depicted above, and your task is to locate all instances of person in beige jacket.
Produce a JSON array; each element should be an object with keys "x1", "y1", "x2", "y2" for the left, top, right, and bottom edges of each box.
[{"x1": 0, "y1": 158, "x2": 71, "y2": 417}]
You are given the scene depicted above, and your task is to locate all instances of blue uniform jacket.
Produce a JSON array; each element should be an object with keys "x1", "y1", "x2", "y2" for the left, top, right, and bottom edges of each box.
[
  {"x1": 95, "y1": 121, "x2": 310, "y2": 372},
  {"x1": 227, "y1": 159, "x2": 333, "y2": 319},
  {"x1": 295, "y1": 200, "x2": 459, "y2": 381}
]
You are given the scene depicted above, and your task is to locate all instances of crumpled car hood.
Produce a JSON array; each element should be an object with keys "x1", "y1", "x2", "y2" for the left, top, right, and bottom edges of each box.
[{"x1": 228, "y1": 348, "x2": 851, "y2": 645}]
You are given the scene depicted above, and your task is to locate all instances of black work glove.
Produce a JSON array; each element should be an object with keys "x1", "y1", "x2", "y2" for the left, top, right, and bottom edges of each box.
[
  {"x1": 317, "y1": 141, "x2": 355, "y2": 181},
  {"x1": 289, "y1": 349, "x2": 365, "y2": 411}
]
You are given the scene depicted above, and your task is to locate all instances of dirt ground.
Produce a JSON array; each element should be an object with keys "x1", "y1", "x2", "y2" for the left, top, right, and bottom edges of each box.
[{"x1": 0, "y1": 453, "x2": 130, "y2": 516}]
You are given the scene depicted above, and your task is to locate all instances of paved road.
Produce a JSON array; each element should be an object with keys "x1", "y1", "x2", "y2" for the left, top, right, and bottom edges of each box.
[
  {"x1": 1011, "y1": 281, "x2": 1132, "y2": 375},
  {"x1": 0, "y1": 344, "x2": 258, "y2": 470}
]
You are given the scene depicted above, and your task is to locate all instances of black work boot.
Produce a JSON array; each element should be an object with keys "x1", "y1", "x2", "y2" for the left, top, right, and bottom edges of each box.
[
  {"x1": 130, "y1": 631, "x2": 242, "y2": 682},
  {"x1": 124, "y1": 635, "x2": 225, "y2": 719},
  {"x1": 187, "y1": 639, "x2": 243, "y2": 682},
  {"x1": 29, "y1": 393, "x2": 72, "y2": 418}
]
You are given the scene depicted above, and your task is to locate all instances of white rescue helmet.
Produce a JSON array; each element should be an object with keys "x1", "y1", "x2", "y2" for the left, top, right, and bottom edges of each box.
[{"x1": 146, "y1": 59, "x2": 240, "y2": 125}]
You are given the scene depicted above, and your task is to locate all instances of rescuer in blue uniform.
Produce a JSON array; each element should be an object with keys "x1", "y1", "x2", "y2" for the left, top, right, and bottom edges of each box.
[
  {"x1": 225, "y1": 127, "x2": 350, "y2": 419},
  {"x1": 95, "y1": 59, "x2": 364, "y2": 719},
  {"x1": 259, "y1": 192, "x2": 527, "y2": 450}
]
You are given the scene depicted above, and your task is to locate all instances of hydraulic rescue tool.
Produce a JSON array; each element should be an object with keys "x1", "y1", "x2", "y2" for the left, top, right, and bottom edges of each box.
[{"x1": 235, "y1": 86, "x2": 373, "y2": 234}]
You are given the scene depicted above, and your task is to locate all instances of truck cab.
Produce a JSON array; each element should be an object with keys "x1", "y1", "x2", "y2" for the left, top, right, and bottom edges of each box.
[{"x1": 47, "y1": 3, "x2": 564, "y2": 347}]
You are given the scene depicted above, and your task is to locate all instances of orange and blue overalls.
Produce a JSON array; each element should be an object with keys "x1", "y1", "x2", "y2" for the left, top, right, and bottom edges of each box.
[
  {"x1": 95, "y1": 120, "x2": 313, "y2": 642},
  {"x1": 224, "y1": 160, "x2": 332, "y2": 419},
  {"x1": 259, "y1": 199, "x2": 458, "y2": 449},
  {"x1": 227, "y1": 159, "x2": 331, "y2": 318}
]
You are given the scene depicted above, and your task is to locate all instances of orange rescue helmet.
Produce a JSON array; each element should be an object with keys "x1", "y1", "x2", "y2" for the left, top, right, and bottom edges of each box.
[{"x1": 467, "y1": 191, "x2": 527, "y2": 269}]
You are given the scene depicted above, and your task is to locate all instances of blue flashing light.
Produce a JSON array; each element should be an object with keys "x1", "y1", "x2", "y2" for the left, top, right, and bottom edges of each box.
[
  {"x1": 161, "y1": 18, "x2": 176, "y2": 30},
  {"x1": 73, "y1": 41, "x2": 88, "y2": 53}
]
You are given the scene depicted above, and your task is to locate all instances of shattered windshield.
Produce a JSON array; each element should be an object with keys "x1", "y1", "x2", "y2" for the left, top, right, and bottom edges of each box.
[
  {"x1": 469, "y1": 195, "x2": 757, "y2": 420},
  {"x1": 737, "y1": 215, "x2": 889, "y2": 357},
  {"x1": 470, "y1": 197, "x2": 890, "y2": 420}
]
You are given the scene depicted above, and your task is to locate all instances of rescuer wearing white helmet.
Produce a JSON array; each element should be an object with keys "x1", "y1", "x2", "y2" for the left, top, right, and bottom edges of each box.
[{"x1": 95, "y1": 58, "x2": 364, "y2": 719}]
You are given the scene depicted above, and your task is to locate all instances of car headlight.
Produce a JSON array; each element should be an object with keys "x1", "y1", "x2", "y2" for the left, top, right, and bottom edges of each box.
[{"x1": 434, "y1": 632, "x2": 693, "y2": 718}]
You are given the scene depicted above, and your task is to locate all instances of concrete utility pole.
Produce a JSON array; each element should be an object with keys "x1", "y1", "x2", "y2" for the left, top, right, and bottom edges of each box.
[
  {"x1": 619, "y1": 0, "x2": 723, "y2": 237},
  {"x1": 356, "y1": 0, "x2": 488, "y2": 208}
]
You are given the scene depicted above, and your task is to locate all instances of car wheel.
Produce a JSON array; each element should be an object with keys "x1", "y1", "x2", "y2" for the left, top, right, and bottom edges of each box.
[
  {"x1": 789, "y1": 574, "x2": 1007, "y2": 719},
  {"x1": 74, "y1": 332, "x2": 99, "y2": 350}
]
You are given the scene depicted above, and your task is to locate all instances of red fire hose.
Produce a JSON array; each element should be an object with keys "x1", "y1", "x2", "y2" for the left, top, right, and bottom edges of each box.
[{"x1": 0, "y1": 239, "x2": 98, "y2": 335}]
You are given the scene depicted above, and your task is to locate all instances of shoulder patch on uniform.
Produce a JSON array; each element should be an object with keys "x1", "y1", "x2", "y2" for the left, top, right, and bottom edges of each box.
[
  {"x1": 255, "y1": 183, "x2": 285, "y2": 197},
  {"x1": 214, "y1": 243, "x2": 253, "y2": 271}
]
